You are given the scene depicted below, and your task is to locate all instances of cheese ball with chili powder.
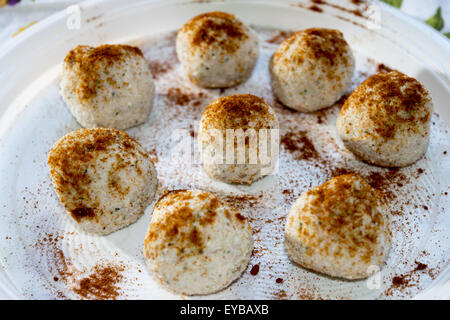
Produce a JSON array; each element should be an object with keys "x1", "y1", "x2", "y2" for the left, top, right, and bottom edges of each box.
[
  {"x1": 60, "y1": 44, "x2": 155, "y2": 130},
  {"x1": 176, "y1": 11, "x2": 259, "y2": 88},
  {"x1": 48, "y1": 128, "x2": 157, "y2": 235},
  {"x1": 270, "y1": 28, "x2": 355, "y2": 112},
  {"x1": 337, "y1": 71, "x2": 433, "y2": 167},
  {"x1": 198, "y1": 94, "x2": 279, "y2": 185},
  {"x1": 285, "y1": 174, "x2": 391, "y2": 280},
  {"x1": 143, "y1": 190, "x2": 253, "y2": 295}
]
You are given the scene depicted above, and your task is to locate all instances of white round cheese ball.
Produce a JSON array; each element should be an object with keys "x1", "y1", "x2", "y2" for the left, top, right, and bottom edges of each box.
[
  {"x1": 60, "y1": 44, "x2": 155, "y2": 130},
  {"x1": 285, "y1": 174, "x2": 391, "y2": 280},
  {"x1": 48, "y1": 128, "x2": 157, "y2": 235},
  {"x1": 198, "y1": 94, "x2": 279, "y2": 185},
  {"x1": 337, "y1": 70, "x2": 433, "y2": 167},
  {"x1": 270, "y1": 28, "x2": 355, "y2": 112},
  {"x1": 176, "y1": 11, "x2": 259, "y2": 88},
  {"x1": 143, "y1": 190, "x2": 253, "y2": 295}
]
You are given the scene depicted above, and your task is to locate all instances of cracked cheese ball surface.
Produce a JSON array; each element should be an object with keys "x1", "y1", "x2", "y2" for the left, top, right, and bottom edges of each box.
[
  {"x1": 60, "y1": 44, "x2": 155, "y2": 130},
  {"x1": 285, "y1": 174, "x2": 391, "y2": 280},
  {"x1": 176, "y1": 11, "x2": 259, "y2": 88},
  {"x1": 270, "y1": 28, "x2": 355, "y2": 112},
  {"x1": 48, "y1": 128, "x2": 157, "y2": 235},
  {"x1": 143, "y1": 190, "x2": 253, "y2": 295},
  {"x1": 198, "y1": 94, "x2": 279, "y2": 185},
  {"x1": 337, "y1": 70, "x2": 433, "y2": 167}
]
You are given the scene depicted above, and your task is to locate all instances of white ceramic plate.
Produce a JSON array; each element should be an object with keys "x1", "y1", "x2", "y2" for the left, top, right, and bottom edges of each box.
[{"x1": 0, "y1": 0, "x2": 449, "y2": 300}]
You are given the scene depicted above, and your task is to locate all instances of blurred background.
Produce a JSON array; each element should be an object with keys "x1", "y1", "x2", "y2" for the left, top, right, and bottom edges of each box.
[{"x1": 0, "y1": 0, "x2": 449, "y2": 48}]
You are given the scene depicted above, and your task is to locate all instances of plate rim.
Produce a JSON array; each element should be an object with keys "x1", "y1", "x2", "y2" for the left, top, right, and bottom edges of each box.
[{"x1": 0, "y1": 0, "x2": 449, "y2": 300}]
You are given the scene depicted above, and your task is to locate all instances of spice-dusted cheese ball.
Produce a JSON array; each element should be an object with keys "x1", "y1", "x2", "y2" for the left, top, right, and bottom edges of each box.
[
  {"x1": 176, "y1": 11, "x2": 259, "y2": 88},
  {"x1": 285, "y1": 174, "x2": 391, "y2": 280},
  {"x1": 60, "y1": 44, "x2": 155, "y2": 130},
  {"x1": 48, "y1": 128, "x2": 157, "y2": 235},
  {"x1": 337, "y1": 71, "x2": 433, "y2": 167},
  {"x1": 143, "y1": 190, "x2": 253, "y2": 295},
  {"x1": 270, "y1": 28, "x2": 355, "y2": 112},
  {"x1": 198, "y1": 94, "x2": 279, "y2": 185}
]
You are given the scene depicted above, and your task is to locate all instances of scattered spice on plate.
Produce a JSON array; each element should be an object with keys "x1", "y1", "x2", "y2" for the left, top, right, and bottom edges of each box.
[
  {"x1": 309, "y1": 5, "x2": 323, "y2": 13},
  {"x1": 73, "y1": 265, "x2": 125, "y2": 300},
  {"x1": 386, "y1": 261, "x2": 429, "y2": 296},
  {"x1": 377, "y1": 63, "x2": 393, "y2": 73},
  {"x1": 266, "y1": 31, "x2": 295, "y2": 44},
  {"x1": 281, "y1": 131, "x2": 319, "y2": 161},
  {"x1": 274, "y1": 289, "x2": 288, "y2": 300},
  {"x1": 166, "y1": 87, "x2": 209, "y2": 107},
  {"x1": 250, "y1": 264, "x2": 260, "y2": 276}
]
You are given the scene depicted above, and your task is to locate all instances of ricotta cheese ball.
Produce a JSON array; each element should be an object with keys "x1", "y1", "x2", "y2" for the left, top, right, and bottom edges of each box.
[
  {"x1": 285, "y1": 174, "x2": 391, "y2": 280},
  {"x1": 48, "y1": 128, "x2": 157, "y2": 235},
  {"x1": 337, "y1": 70, "x2": 433, "y2": 167},
  {"x1": 270, "y1": 28, "x2": 355, "y2": 112},
  {"x1": 176, "y1": 11, "x2": 259, "y2": 88},
  {"x1": 198, "y1": 94, "x2": 279, "y2": 185},
  {"x1": 143, "y1": 190, "x2": 253, "y2": 295},
  {"x1": 60, "y1": 44, "x2": 155, "y2": 130}
]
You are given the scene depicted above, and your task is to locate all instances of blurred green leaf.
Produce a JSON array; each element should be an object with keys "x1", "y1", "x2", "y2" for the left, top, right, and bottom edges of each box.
[
  {"x1": 444, "y1": 33, "x2": 450, "y2": 39},
  {"x1": 380, "y1": 0, "x2": 402, "y2": 8},
  {"x1": 425, "y1": 7, "x2": 444, "y2": 31}
]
